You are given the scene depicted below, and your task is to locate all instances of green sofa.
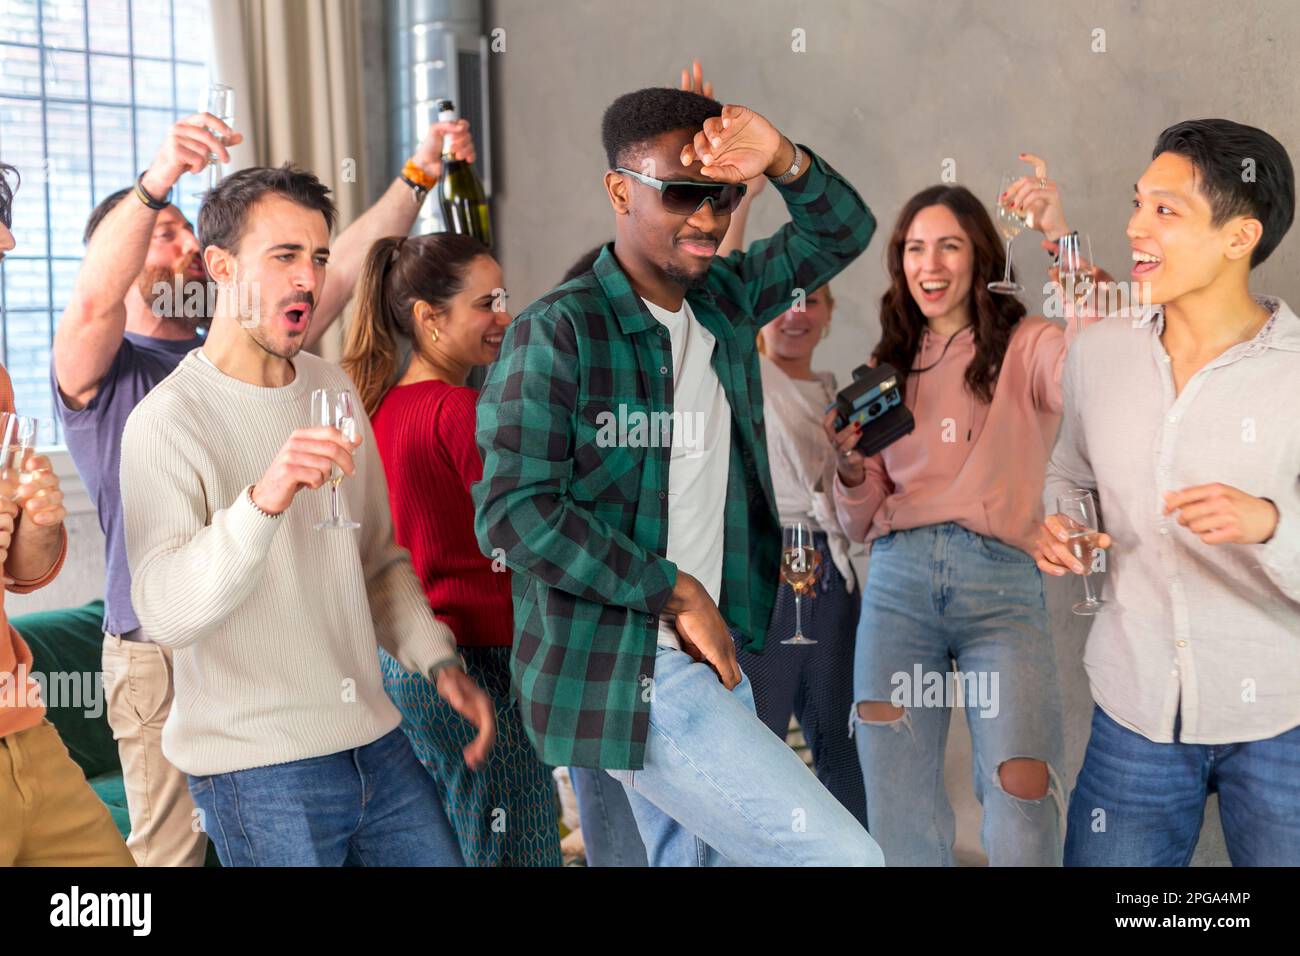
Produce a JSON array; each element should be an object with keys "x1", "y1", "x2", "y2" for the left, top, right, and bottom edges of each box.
[{"x1": 12, "y1": 600, "x2": 219, "y2": 865}]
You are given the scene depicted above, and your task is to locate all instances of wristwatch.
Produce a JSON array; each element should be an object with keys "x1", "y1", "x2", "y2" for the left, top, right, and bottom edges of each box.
[{"x1": 769, "y1": 140, "x2": 803, "y2": 185}]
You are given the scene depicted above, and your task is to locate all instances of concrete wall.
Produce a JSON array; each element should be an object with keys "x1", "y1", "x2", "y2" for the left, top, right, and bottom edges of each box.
[{"x1": 483, "y1": 0, "x2": 1299, "y2": 864}]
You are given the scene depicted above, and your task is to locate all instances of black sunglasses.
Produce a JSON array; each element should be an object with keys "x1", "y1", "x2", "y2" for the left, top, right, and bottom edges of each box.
[{"x1": 615, "y1": 167, "x2": 747, "y2": 216}]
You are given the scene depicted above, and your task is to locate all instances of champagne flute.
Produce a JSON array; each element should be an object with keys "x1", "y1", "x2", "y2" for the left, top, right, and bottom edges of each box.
[
  {"x1": 1057, "y1": 231, "x2": 1096, "y2": 331},
  {"x1": 988, "y1": 172, "x2": 1027, "y2": 294},
  {"x1": 192, "y1": 83, "x2": 234, "y2": 198},
  {"x1": 311, "y1": 388, "x2": 360, "y2": 531},
  {"x1": 1057, "y1": 488, "x2": 1107, "y2": 615},
  {"x1": 0, "y1": 413, "x2": 39, "y2": 502},
  {"x1": 780, "y1": 522, "x2": 821, "y2": 645}
]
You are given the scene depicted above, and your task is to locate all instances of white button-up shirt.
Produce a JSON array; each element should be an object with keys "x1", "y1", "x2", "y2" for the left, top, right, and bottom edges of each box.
[{"x1": 1045, "y1": 295, "x2": 1300, "y2": 745}]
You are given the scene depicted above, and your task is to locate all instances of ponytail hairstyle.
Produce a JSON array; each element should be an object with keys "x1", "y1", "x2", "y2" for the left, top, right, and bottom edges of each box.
[{"x1": 342, "y1": 232, "x2": 489, "y2": 416}]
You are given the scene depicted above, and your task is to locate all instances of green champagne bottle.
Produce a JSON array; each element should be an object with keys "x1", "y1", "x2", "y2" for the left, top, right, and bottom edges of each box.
[{"x1": 435, "y1": 99, "x2": 492, "y2": 248}]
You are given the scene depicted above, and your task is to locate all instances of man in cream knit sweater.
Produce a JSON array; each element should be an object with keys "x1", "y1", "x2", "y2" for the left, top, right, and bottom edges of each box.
[{"x1": 121, "y1": 165, "x2": 496, "y2": 867}]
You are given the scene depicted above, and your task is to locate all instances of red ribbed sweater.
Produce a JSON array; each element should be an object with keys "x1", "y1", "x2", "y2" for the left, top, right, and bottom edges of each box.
[{"x1": 371, "y1": 380, "x2": 513, "y2": 648}]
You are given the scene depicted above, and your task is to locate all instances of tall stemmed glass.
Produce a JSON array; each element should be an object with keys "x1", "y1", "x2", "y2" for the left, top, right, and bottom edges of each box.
[
  {"x1": 1058, "y1": 488, "x2": 1107, "y2": 615},
  {"x1": 780, "y1": 522, "x2": 821, "y2": 645},
  {"x1": 192, "y1": 83, "x2": 234, "y2": 197},
  {"x1": 989, "y1": 172, "x2": 1027, "y2": 294},
  {"x1": 1057, "y1": 231, "x2": 1096, "y2": 331},
  {"x1": 0, "y1": 413, "x2": 38, "y2": 502},
  {"x1": 311, "y1": 389, "x2": 360, "y2": 531}
]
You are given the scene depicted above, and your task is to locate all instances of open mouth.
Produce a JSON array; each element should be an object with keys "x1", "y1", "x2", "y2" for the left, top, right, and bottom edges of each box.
[
  {"x1": 918, "y1": 278, "x2": 950, "y2": 302},
  {"x1": 282, "y1": 303, "x2": 311, "y2": 332},
  {"x1": 1132, "y1": 249, "x2": 1162, "y2": 278},
  {"x1": 780, "y1": 326, "x2": 812, "y2": 339},
  {"x1": 483, "y1": 332, "x2": 504, "y2": 348}
]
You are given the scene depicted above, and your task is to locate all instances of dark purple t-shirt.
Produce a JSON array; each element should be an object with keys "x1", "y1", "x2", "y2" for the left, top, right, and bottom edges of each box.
[{"x1": 52, "y1": 332, "x2": 203, "y2": 635}]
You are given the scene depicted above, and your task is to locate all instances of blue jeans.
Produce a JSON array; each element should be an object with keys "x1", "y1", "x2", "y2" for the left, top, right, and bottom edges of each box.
[
  {"x1": 569, "y1": 767, "x2": 648, "y2": 867},
  {"x1": 606, "y1": 643, "x2": 884, "y2": 867},
  {"x1": 1066, "y1": 706, "x2": 1300, "y2": 866},
  {"x1": 187, "y1": 727, "x2": 464, "y2": 866},
  {"x1": 852, "y1": 523, "x2": 1065, "y2": 866}
]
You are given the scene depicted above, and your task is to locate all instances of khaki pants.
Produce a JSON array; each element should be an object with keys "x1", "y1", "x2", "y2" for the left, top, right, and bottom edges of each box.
[
  {"x1": 0, "y1": 719, "x2": 134, "y2": 866},
  {"x1": 103, "y1": 634, "x2": 207, "y2": 867}
]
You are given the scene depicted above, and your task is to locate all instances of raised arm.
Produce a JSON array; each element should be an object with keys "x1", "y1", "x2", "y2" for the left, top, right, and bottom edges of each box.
[
  {"x1": 306, "y1": 119, "x2": 475, "y2": 347},
  {"x1": 53, "y1": 115, "x2": 236, "y2": 409},
  {"x1": 685, "y1": 109, "x2": 874, "y2": 328}
]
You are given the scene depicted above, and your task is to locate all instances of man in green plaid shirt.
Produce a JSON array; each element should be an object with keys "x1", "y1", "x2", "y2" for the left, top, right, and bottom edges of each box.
[{"x1": 474, "y1": 86, "x2": 882, "y2": 865}]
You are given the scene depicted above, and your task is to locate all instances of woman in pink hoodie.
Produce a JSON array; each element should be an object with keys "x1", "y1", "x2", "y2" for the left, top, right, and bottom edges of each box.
[{"x1": 825, "y1": 178, "x2": 1093, "y2": 866}]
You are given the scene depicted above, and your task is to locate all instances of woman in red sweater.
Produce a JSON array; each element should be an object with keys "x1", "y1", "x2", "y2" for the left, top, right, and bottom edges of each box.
[{"x1": 341, "y1": 234, "x2": 559, "y2": 867}]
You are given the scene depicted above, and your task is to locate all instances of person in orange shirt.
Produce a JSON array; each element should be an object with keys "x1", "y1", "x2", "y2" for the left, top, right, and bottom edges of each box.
[{"x1": 0, "y1": 161, "x2": 132, "y2": 866}]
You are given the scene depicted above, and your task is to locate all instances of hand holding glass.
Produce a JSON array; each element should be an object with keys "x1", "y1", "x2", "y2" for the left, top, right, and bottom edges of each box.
[
  {"x1": 310, "y1": 389, "x2": 360, "y2": 531},
  {"x1": 1057, "y1": 488, "x2": 1107, "y2": 615}
]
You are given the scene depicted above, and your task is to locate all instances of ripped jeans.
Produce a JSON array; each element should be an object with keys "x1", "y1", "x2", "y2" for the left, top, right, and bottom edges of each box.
[{"x1": 850, "y1": 523, "x2": 1065, "y2": 866}]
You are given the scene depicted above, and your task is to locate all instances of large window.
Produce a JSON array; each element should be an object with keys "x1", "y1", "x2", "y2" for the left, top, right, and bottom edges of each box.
[{"x1": 0, "y1": 0, "x2": 211, "y2": 441}]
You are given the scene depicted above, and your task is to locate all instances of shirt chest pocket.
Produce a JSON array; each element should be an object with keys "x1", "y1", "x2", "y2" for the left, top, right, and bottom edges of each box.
[{"x1": 571, "y1": 398, "x2": 653, "y2": 503}]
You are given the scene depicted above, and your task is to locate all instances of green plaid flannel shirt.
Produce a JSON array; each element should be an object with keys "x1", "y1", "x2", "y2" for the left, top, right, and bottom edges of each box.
[{"x1": 473, "y1": 145, "x2": 875, "y2": 769}]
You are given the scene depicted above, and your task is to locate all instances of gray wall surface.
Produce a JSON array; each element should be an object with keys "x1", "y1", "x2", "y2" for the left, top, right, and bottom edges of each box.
[{"x1": 484, "y1": 0, "x2": 1299, "y2": 864}]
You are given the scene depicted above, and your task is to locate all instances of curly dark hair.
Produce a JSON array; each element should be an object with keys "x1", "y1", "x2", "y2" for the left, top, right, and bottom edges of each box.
[
  {"x1": 601, "y1": 87, "x2": 722, "y2": 170},
  {"x1": 561, "y1": 243, "x2": 607, "y2": 283},
  {"x1": 873, "y1": 184, "x2": 1025, "y2": 405},
  {"x1": 0, "y1": 162, "x2": 18, "y2": 230}
]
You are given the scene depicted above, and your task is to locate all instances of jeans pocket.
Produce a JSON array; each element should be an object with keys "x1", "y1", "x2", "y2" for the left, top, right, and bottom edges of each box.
[
  {"x1": 869, "y1": 530, "x2": 898, "y2": 554},
  {"x1": 977, "y1": 534, "x2": 1033, "y2": 564}
]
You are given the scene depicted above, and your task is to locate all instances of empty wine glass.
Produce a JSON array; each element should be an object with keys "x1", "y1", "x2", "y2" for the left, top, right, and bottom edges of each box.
[
  {"x1": 989, "y1": 172, "x2": 1027, "y2": 295},
  {"x1": 192, "y1": 83, "x2": 234, "y2": 198},
  {"x1": 311, "y1": 388, "x2": 360, "y2": 531}
]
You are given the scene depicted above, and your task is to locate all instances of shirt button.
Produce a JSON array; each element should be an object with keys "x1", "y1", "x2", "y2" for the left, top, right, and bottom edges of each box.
[
  {"x1": 657, "y1": 327, "x2": 666, "y2": 335},
  {"x1": 1160, "y1": 526, "x2": 1170, "y2": 535},
  {"x1": 1177, "y1": 640, "x2": 1187, "y2": 648},
  {"x1": 645, "y1": 614, "x2": 654, "y2": 624},
  {"x1": 659, "y1": 366, "x2": 669, "y2": 375},
  {"x1": 1171, "y1": 669, "x2": 1179, "y2": 677},
  {"x1": 1167, "y1": 415, "x2": 1177, "y2": 424},
  {"x1": 658, "y1": 491, "x2": 667, "y2": 500}
]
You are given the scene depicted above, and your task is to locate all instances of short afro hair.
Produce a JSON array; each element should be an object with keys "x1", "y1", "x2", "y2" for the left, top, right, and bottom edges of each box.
[
  {"x1": 1152, "y1": 119, "x2": 1295, "y2": 268},
  {"x1": 601, "y1": 87, "x2": 722, "y2": 171}
]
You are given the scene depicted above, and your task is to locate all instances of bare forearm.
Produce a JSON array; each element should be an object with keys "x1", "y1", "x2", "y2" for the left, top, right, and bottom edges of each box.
[
  {"x1": 308, "y1": 178, "x2": 424, "y2": 346},
  {"x1": 5, "y1": 520, "x2": 63, "y2": 585}
]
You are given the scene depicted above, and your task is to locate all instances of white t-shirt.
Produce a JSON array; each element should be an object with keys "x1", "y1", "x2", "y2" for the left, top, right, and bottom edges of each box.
[{"x1": 641, "y1": 298, "x2": 732, "y2": 649}]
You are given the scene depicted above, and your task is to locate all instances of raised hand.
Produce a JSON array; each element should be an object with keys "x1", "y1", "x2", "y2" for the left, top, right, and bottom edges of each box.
[
  {"x1": 680, "y1": 105, "x2": 787, "y2": 184},
  {"x1": 679, "y1": 58, "x2": 714, "y2": 98},
  {"x1": 409, "y1": 119, "x2": 476, "y2": 181},
  {"x1": 1003, "y1": 153, "x2": 1070, "y2": 246},
  {"x1": 140, "y1": 114, "x2": 243, "y2": 199}
]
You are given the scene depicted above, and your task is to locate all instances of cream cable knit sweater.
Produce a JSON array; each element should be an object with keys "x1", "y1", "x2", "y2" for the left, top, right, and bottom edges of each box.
[{"x1": 122, "y1": 349, "x2": 458, "y2": 776}]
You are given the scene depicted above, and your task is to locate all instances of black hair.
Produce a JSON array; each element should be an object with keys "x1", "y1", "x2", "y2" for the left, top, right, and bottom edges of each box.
[
  {"x1": 1152, "y1": 119, "x2": 1295, "y2": 267},
  {"x1": 601, "y1": 87, "x2": 722, "y2": 170},
  {"x1": 561, "y1": 243, "x2": 607, "y2": 283},
  {"x1": 0, "y1": 162, "x2": 17, "y2": 229},
  {"x1": 83, "y1": 187, "x2": 134, "y2": 244},
  {"x1": 198, "y1": 163, "x2": 337, "y2": 253}
]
